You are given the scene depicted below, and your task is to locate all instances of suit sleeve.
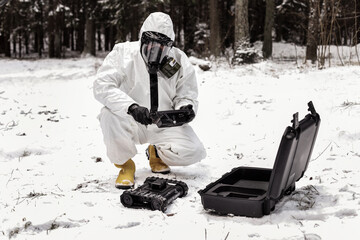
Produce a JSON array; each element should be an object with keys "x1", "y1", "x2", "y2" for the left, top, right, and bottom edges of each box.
[
  {"x1": 173, "y1": 52, "x2": 199, "y2": 114},
  {"x1": 93, "y1": 44, "x2": 136, "y2": 117}
]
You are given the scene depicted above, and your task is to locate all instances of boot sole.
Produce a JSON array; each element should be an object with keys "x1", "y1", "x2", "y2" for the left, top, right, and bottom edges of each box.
[
  {"x1": 151, "y1": 169, "x2": 171, "y2": 174},
  {"x1": 115, "y1": 183, "x2": 134, "y2": 190},
  {"x1": 115, "y1": 176, "x2": 135, "y2": 190}
]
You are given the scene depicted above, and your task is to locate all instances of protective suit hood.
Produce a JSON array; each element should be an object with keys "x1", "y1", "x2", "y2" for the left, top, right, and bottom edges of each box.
[{"x1": 139, "y1": 12, "x2": 175, "y2": 41}]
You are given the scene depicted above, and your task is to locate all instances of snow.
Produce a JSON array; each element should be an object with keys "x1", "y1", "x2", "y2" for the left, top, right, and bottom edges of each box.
[{"x1": 1, "y1": 43, "x2": 360, "y2": 239}]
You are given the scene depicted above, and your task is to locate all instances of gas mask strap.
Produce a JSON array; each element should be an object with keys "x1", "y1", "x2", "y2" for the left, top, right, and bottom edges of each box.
[{"x1": 149, "y1": 73, "x2": 159, "y2": 114}]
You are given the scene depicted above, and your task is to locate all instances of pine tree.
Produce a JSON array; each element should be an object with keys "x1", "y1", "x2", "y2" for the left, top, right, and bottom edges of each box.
[
  {"x1": 233, "y1": 0, "x2": 259, "y2": 64},
  {"x1": 274, "y1": 0, "x2": 308, "y2": 44}
]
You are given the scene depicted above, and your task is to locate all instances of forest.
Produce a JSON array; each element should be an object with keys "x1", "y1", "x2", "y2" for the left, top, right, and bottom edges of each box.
[
  {"x1": 1, "y1": 2, "x2": 360, "y2": 239},
  {"x1": 0, "y1": 0, "x2": 360, "y2": 67}
]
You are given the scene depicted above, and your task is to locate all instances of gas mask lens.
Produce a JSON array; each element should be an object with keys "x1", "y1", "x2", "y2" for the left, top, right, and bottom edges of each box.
[
  {"x1": 141, "y1": 31, "x2": 173, "y2": 70},
  {"x1": 141, "y1": 42, "x2": 170, "y2": 65}
]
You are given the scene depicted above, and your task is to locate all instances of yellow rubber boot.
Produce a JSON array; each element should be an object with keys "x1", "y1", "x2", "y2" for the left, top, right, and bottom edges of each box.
[
  {"x1": 114, "y1": 159, "x2": 136, "y2": 189},
  {"x1": 147, "y1": 145, "x2": 170, "y2": 174}
]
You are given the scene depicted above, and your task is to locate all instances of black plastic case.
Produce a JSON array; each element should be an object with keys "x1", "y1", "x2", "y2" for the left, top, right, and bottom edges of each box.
[{"x1": 198, "y1": 102, "x2": 321, "y2": 217}]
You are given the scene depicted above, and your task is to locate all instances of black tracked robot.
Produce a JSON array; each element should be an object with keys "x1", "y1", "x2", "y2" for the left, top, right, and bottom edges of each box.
[{"x1": 120, "y1": 177, "x2": 188, "y2": 212}]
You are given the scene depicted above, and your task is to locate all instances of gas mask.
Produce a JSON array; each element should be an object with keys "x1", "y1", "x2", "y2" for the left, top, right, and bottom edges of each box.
[{"x1": 140, "y1": 31, "x2": 173, "y2": 74}]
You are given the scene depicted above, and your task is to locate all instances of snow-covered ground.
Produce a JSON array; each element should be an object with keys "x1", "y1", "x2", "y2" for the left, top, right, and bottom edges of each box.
[{"x1": 1, "y1": 43, "x2": 360, "y2": 239}]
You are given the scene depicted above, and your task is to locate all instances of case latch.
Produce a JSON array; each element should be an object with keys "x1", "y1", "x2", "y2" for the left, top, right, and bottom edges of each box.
[{"x1": 308, "y1": 101, "x2": 317, "y2": 115}]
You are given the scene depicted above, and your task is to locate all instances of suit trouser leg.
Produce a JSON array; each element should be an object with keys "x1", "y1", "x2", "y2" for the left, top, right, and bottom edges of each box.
[
  {"x1": 148, "y1": 124, "x2": 207, "y2": 166},
  {"x1": 98, "y1": 107, "x2": 146, "y2": 165}
]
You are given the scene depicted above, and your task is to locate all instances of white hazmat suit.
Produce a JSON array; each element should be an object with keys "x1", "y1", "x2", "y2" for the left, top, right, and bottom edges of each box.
[{"x1": 93, "y1": 12, "x2": 206, "y2": 166}]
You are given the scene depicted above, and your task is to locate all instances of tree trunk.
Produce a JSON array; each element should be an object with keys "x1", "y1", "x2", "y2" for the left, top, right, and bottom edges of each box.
[
  {"x1": 233, "y1": 0, "x2": 258, "y2": 64},
  {"x1": 97, "y1": 29, "x2": 102, "y2": 51},
  {"x1": 0, "y1": 35, "x2": 4, "y2": 54},
  {"x1": 110, "y1": 25, "x2": 117, "y2": 49},
  {"x1": 77, "y1": 19, "x2": 85, "y2": 52},
  {"x1": 63, "y1": 25, "x2": 70, "y2": 49},
  {"x1": 262, "y1": 0, "x2": 274, "y2": 59},
  {"x1": 355, "y1": 0, "x2": 360, "y2": 46},
  {"x1": 36, "y1": 25, "x2": 42, "y2": 57},
  {"x1": 5, "y1": 35, "x2": 10, "y2": 57},
  {"x1": 130, "y1": 2, "x2": 139, "y2": 42},
  {"x1": 76, "y1": 1, "x2": 85, "y2": 52},
  {"x1": 83, "y1": 0, "x2": 96, "y2": 56},
  {"x1": 4, "y1": 7, "x2": 11, "y2": 57},
  {"x1": 18, "y1": 32, "x2": 22, "y2": 58},
  {"x1": 25, "y1": 32, "x2": 29, "y2": 55},
  {"x1": 38, "y1": 1, "x2": 44, "y2": 57},
  {"x1": 69, "y1": 0, "x2": 75, "y2": 51},
  {"x1": 37, "y1": 24, "x2": 43, "y2": 57},
  {"x1": 177, "y1": 3, "x2": 183, "y2": 48},
  {"x1": 234, "y1": 0, "x2": 249, "y2": 47},
  {"x1": 48, "y1": 0, "x2": 55, "y2": 58},
  {"x1": 34, "y1": 31, "x2": 38, "y2": 53},
  {"x1": 210, "y1": 0, "x2": 221, "y2": 57},
  {"x1": 104, "y1": 26, "x2": 110, "y2": 51},
  {"x1": 84, "y1": 18, "x2": 96, "y2": 56},
  {"x1": 13, "y1": 37, "x2": 16, "y2": 56},
  {"x1": 70, "y1": 24, "x2": 75, "y2": 51},
  {"x1": 183, "y1": 0, "x2": 196, "y2": 54},
  {"x1": 306, "y1": 0, "x2": 320, "y2": 63},
  {"x1": 54, "y1": 8, "x2": 62, "y2": 58},
  {"x1": 54, "y1": 32, "x2": 61, "y2": 58}
]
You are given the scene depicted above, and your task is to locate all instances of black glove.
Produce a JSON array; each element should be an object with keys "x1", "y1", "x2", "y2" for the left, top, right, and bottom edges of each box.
[
  {"x1": 180, "y1": 104, "x2": 195, "y2": 123},
  {"x1": 127, "y1": 104, "x2": 152, "y2": 125}
]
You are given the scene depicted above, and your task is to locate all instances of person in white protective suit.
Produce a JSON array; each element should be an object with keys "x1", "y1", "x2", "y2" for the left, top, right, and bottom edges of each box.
[{"x1": 93, "y1": 12, "x2": 206, "y2": 189}]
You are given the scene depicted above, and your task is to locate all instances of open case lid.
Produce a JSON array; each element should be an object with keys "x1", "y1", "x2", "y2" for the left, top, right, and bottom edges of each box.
[
  {"x1": 267, "y1": 101, "x2": 321, "y2": 201},
  {"x1": 291, "y1": 101, "x2": 321, "y2": 182}
]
